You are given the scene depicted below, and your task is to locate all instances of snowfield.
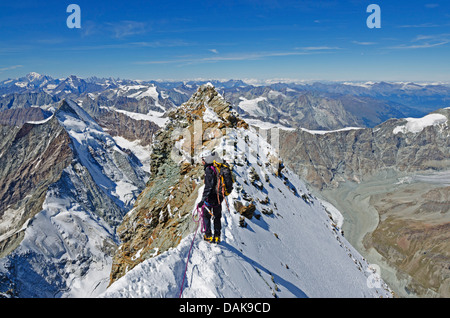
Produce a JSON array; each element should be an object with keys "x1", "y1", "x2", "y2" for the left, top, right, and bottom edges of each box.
[
  {"x1": 301, "y1": 127, "x2": 362, "y2": 135},
  {"x1": 238, "y1": 96, "x2": 268, "y2": 117},
  {"x1": 108, "y1": 107, "x2": 169, "y2": 128},
  {"x1": 101, "y1": 125, "x2": 392, "y2": 298},
  {"x1": 393, "y1": 113, "x2": 447, "y2": 134}
]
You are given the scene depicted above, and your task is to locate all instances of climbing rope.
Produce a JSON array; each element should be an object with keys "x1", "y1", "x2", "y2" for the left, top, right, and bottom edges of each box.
[
  {"x1": 178, "y1": 177, "x2": 228, "y2": 298},
  {"x1": 178, "y1": 204, "x2": 204, "y2": 298}
]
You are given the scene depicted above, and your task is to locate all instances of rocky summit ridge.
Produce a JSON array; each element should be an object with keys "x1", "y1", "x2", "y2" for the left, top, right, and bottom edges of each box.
[
  {"x1": 105, "y1": 84, "x2": 392, "y2": 298},
  {"x1": 109, "y1": 84, "x2": 247, "y2": 284}
]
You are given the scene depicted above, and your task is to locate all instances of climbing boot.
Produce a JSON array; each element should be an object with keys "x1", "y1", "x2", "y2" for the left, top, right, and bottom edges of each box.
[
  {"x1": 203, "y1": 234, "x2": 213, "y2": 243},
  {"x1": 213, "y1": 236, "x2": 221, "y2": 244}
]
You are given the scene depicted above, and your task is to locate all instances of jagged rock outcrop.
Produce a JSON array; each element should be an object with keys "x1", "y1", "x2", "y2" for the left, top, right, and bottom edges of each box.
[
  {"x1": 0, "y1": 92, "x2": 58, "y2": 111},
  {"x1": 0, "y1": 108, "x2": 52, "y2": 127},
  {"x1": 0, "y1": 117, "x2": 73, "y2": 257},
  {"x1": 95, "y1": 109, "x2": 159, "y2": 146},
  {"x1": 109, "y1": 84, "x2": 247, "y2": 284},
  {"x1": 234, "y1": 201, "x2": 255, "y2": 219}
]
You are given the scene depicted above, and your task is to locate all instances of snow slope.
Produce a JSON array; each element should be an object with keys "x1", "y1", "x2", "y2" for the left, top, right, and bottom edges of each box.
[
  {"x1": 101, "y1": 125, "x2": 392, "y2": 298},
  {"x1": 12, "y1": 165, "x2": 120, "y2": 297}
]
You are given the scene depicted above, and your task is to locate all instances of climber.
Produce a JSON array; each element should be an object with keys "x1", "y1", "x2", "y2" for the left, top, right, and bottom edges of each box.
[{"x1": 197, "y1": 150, "x2": 223, "y2": 243}]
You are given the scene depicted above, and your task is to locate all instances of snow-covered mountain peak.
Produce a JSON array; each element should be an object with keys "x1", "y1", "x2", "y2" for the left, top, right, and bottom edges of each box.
[
  {"x1": 179, "y1": 82, "x2": 224, "y2": 111},
  {"x1": 25, "y1": 72, "x2": 43, "y2": 82},
  {"x1": 0, "y1": 99, "x2": 151, "y2": 297},
  {"x1": 102, "y1": 85, "x2": 393, "y2": 298}
]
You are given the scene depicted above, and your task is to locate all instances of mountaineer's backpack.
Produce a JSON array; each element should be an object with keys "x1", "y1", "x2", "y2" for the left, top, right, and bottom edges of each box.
[{"x1": 213, "y1": 160, "x2": 234, "y2": 198}]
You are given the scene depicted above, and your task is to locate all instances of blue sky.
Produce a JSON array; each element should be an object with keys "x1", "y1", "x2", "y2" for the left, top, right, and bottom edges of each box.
[{"x1": 0, "y1": 0, "x2": 449, "y2": 82}]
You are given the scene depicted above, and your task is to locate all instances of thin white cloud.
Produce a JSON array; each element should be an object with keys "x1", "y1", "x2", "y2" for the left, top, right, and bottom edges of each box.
[
  {"x1": 209, "y1": 49, "x2": 219, "y2": 54},
  {"x1": 389, "y1": 33, "x2": 450, "y2": 49},
  {"x1": 136, "y1": 50, "x2": 317, "y2": 65},
  {"x1": 109, "y1": 20, "x2": 149, "y2": 38},
  {"x1": 398, "y1": 22, "x2": 443, "y2": 28},
  {"x1": 297, "y1": 46, "x2": 341, "y2": 51},
  {"x1": 67, "y1": 40, "x2": 192, "y2": 51},
  {"x1": 413, "y1": 33, "x2": 450, "y2": 42},
  {"x1": 352, "y1": 41, "x2": 377, "y2": 46},
  {"x1": 0, "y1": 65, "x2": 23, "y2": 73},
  {"x1": 390, "y1": 41, "x2": 449, "y2": 49},
  {"x1": 81, "y1": 20, "x2": 151, "y2": 39}
]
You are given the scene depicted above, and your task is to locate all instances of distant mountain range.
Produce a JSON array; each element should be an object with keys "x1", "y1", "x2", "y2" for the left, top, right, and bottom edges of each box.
[{"x1": 1, "y1": 73, "x2": 449, "y2": 132}]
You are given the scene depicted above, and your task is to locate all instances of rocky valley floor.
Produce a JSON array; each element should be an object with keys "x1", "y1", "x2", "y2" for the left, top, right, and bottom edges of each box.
[{"x1": 320, "y1": 170, "x2": 450, "y2": 298}]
